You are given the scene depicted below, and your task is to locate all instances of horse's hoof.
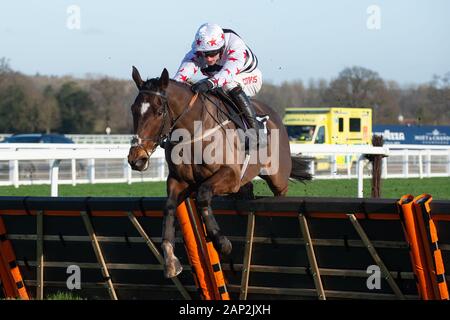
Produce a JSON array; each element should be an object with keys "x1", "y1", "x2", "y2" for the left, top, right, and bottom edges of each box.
[
  {"x1": 217, "y1": 235, "x2": 232, "y2": 256},
  {"x1": 164, "y1": 257, "x2": 183, "y2": 278}
]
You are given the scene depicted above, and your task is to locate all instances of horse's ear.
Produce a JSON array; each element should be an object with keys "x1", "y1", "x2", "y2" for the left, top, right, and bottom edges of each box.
[
  {"x1": 159, "y1": 68, "x2": 169, "y2": 89},
  {"x1": 132, "y1": 66, "x2": 143, "y2": 89}
]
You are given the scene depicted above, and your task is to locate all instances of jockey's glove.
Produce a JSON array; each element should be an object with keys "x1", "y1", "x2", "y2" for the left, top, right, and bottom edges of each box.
[{"x1": 192, "y1": 78, "x2": 214, "y2": 93}]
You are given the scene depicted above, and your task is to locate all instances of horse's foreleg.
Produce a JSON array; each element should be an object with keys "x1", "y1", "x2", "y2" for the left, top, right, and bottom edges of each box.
[
  {"x1": 162, "y1": 177, "x2": 189, "y2": 278},
  {"x1": 196, "y1": 168, "x2": 239, "y2": 256}
]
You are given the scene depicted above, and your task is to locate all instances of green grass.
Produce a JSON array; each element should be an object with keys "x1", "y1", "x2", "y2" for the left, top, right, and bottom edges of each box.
[
  {"x1": 45, "y1": 291, "x2": 84, "y2": 300},
  {"x1": 0, "y1": 177, "x2": 449, "y2": 199}
]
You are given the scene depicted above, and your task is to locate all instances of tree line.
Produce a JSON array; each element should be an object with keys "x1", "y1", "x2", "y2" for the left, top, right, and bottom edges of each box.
[{"x1": 0, "y1": 57, "x2": 449, "y2": 134}]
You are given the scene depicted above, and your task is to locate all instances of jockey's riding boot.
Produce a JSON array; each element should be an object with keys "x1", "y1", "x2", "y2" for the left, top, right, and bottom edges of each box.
[{"x1": 229, "y1": 86, "x2": 261, "y2": 148}]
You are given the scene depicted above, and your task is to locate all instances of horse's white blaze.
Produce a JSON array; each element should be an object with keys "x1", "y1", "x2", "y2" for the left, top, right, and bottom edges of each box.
[{"x1": 140, "y1": 102, "x2": 150, "y2": 115}]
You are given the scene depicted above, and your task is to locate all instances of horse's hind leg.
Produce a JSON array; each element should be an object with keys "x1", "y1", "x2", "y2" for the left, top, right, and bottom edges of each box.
[
  {"x1": 162, "y1": 177, "x2": 189, "y2": 278},
  {"x1": 196, "y1": 167, "x2": 239, "y2": 256},
  {"x1": 260, "y1": 173, "x2": 289, "y2": 196}
]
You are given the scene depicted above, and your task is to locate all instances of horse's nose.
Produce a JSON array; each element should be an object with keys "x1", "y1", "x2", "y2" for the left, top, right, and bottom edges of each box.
[{"x1": 128, "y1": 156, "x2": 149, "y2": 171}]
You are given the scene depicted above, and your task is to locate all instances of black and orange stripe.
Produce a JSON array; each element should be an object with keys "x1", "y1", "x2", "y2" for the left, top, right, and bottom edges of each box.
[
  {"x1": 413, "y1": 194, "x2": 449, "y2": 300},
  {"x1": 0, "y1": 217, "x2": 29, "y2": 299},
  {"x1": 206, "y1": 239, "x2": 230, "y2": 300}
]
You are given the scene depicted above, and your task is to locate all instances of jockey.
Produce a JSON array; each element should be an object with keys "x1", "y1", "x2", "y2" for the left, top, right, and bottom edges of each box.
[{"x1": 173, "y1": 23, "x2": 263, "y2": 137}]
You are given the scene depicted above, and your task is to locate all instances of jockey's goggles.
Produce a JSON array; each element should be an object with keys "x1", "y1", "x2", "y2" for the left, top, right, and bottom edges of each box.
[{"x1": 202, "y1": 48, "x2": 223, "y2": 57}]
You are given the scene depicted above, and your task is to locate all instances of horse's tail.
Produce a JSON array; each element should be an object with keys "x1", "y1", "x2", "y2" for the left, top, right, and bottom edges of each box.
[{"x1": 290, "y1": 155, "x2": 313, "y2": 182}]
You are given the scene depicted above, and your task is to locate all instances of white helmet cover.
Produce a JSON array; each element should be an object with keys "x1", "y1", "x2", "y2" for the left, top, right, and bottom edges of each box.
[{"x1": 193, "y1": 23, "x2": 225, "y2": 52}]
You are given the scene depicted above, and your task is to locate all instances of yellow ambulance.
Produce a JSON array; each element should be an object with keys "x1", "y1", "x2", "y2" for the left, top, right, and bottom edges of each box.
[
  {"x1": 283, "y1": 107, "x2": 372, "y2": 170},
  {"x1": 283, "y1": 107, "x2": 372, "y2": 144}
]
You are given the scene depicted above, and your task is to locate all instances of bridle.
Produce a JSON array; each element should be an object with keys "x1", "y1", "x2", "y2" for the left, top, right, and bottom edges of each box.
[
  {"x1": 131, "y1": 90, "x2": 170, "y2": 158},
  {"x1": 131, "y1": 89, "x2": 198, "y2": 158}
]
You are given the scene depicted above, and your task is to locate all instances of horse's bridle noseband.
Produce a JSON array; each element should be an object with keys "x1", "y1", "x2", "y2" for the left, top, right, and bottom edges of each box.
[
  {"x1": 131, "y1": 89, "x2": 170, "y2": 158},
  {"x1": 131, "y1": 89, "x2": 198, "y2": 159}
]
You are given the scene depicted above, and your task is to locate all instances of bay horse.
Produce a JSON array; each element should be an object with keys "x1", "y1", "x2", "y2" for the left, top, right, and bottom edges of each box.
[{"x1": 128, "y1": 67, "x2": 311, "y2": 278}]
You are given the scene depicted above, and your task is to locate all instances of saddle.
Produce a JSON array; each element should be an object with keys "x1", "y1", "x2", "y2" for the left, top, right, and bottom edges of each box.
[
  {"x1": 210, "y1": 89, "x2": 269, "y2": 156},
  {"x1": 210, "y1": 89, "x2": 245, "y2": 130},
  {"x1": 211, "y1": 88, "x2": 268, "y2": 133}
]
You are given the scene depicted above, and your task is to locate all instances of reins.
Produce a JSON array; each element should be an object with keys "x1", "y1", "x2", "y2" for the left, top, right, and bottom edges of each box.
[{"x1": 131, "y1": 91, "x2": 198, "y2": 157}]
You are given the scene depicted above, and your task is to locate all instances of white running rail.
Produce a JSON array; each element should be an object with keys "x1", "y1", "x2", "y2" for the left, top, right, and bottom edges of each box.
[{"x1": 1, "y1": 143, "x2": 449, "y2": 197}]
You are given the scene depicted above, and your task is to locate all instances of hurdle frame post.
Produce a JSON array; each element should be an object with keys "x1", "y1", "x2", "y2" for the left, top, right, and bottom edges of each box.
[
  {"x1": 36, "y1": 210, "x2": 44, "y2": 300},
  {"x1": 347, "y1": 213, "x2": 405, "y2": 300},
  {"x1": 80, "y1": 211, "x2": 118, "y2": 300},
  {"x1": 239, "y1": 211, "x2": 255, "y2": 300},
  {"x1": 126, "y1": 211, "x2": 191, "y2": 300},
  {"x1": 298, "y1": 213, "x2": 326, "y2": 300}
]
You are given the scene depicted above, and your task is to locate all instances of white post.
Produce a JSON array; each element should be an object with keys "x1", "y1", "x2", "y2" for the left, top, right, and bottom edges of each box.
[
  {"x1": 418, "y1": 151, "x2": 423, "y2": 179},
  {"x1": 448, "y1": 150, "x2": 450, "y2": 177},
  {"x1": 88, "y1": 159, "x2": 95, "y2": 184},
  {"x1": 310, "y1": 158, "x2": 315, "y2": 176},
  {"x1": 382, "y1": 157, "x2": 388, "y2": 179},
  {"x1": 426, "y1": 150, "x2": 431, "y2": 177},
  {"x1": 9, "y1": 160, "x2": 19, "y2": 188},
  {"x1": 71, "y1": 159, "x2": 77, "y2": 186},
  {"x1": 124, "y1": 158, "x2": 132, "y2": 184},
  {"x1": 403, "y1": 151, "x2": 409, "y2": 178},
  {"x1": 346, "y1": 155, "x2": 352, "y2": 179},
  {"x1": 331, "y1": 155, "x2": 337, "y2": 178},
  {"x1": 159, "y1": 157, "x2": 166, "y2": 181},
  {"x1": 50, "y1": 160, "x2": 61, "y2": 197},
  {"x1": 357, "y1": 154, "x2": 364, "y2": 198}
]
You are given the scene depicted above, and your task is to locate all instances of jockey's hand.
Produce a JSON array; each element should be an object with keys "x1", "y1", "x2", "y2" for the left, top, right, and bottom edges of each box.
[{"x1": 192, "y1": 78, "x2": 214, "y2": 93}]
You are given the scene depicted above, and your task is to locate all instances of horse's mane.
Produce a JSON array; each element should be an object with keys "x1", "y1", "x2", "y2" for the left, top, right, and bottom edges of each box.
[
  {"x1": 168, "y1": 79, "x2": 193, "y2": 91},
  {"x1": 141, "y1": 77, "x2": 192, "y2": 93}
]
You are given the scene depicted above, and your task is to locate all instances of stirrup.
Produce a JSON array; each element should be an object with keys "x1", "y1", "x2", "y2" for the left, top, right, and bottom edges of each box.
[{"x1": 256, "y1": 115, "x2": 270, "y2": 134}]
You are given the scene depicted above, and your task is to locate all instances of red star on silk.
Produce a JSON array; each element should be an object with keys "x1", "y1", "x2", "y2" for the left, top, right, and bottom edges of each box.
[
  {"x1": 225, "y1": 68, "x2": 231, "y2": 75},
  {"x1": 227, "y1": 49, "x2": 235, "y2": 55},
  {"x1": 236, "y1": 67, "x2": 241, "y2": 74},
  {"x1": 228, "y1": 57, "x2": 238, "y2": 62},
  {"x1": 180, "y1": 75, "x2": 188, "y2": 82},
  {"x1": 212, "y1": 78, "x2": 219, "y2": 86},
  {"x1": 222, "y1": 79, "x2": 228, "y2": 86},
  {"x1": 179, "y1": 68, "x2": 184, "y2": 73},
  {"x1": 193, "y1": 67, "x2": 198, "y2": 74},
  {"x1": 208, "y1": 38, "x2": 217, "y2": 46}
]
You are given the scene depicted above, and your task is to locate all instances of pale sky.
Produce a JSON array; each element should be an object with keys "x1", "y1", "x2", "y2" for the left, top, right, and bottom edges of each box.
[{"x1": 1, "y1": 0, "x2": 449, "y2": 85}]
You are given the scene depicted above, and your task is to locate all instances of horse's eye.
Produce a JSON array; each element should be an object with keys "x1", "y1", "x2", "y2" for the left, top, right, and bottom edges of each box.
[{"x1": 156, "y1": 107, "x2": 164, "y2": 116}]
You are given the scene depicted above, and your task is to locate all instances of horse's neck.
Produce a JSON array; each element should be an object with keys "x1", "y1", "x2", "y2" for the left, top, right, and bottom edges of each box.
[
  {"x1": 166, "y1": 81, "x2": 195, "y2": 117},
  {"x1": 166, "y1": 81, "x2": 225, "y2": 132}
]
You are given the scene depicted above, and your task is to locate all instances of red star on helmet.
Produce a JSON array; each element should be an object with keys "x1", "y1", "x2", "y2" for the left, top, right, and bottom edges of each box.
[
  {"x1": 221, "y1": 33, "x2": 225, "y2": 40},
  {"x1": 228, "y1": 57, "x2": 238, "y2": 62},
  {"x1": 196, "y1": 39, "x2": 202, "y2": 46},
  {"x1": 180, "y1": 75, "x2": 188, "y2": 82},
  {"x1": 227, "y1": 49, "x2": 235, "y2": 56},
  {"x1": 243, "y1": 51, "x2": 248, "y2": 60},
  {"x1": 208, "y1": 38, "x2": 217, "y2": 46}
]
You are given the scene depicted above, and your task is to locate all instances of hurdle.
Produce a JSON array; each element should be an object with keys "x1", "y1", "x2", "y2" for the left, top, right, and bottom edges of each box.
[{"x1": 0, "y1": 195, "x2": 449, "y2": 300}]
